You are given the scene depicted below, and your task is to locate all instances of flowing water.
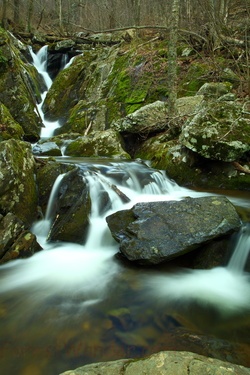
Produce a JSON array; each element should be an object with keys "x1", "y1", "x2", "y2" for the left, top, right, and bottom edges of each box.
[{"x1": 0, "y1": 48, "x2": 249, "y2": 375}]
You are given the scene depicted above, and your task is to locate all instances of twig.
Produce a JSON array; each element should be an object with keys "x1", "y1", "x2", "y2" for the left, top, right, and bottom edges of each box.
[{"x1": 232, "y1": 161, "x2": 250, "y2": 174}]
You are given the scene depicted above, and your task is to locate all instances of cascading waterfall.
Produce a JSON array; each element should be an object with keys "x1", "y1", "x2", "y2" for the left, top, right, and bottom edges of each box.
[
  {"x1": 0, "y1": 44, "x2": 249, "y2": 374},
  {"x1": 228, "y1": 224, "x2": 250, "y2": 272},
  {"x1": 29, "y1": 45, "x2": 74, "y2": 138}
]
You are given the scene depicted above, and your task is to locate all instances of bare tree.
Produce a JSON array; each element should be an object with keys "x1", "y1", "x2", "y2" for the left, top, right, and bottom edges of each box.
[{"x1": 167, "y1": 0, "x2": 180, "y2": 118}]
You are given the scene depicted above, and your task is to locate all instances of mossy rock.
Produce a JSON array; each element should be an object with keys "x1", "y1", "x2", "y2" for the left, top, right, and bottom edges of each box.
[
  {"x1": 0, "y1": 139, "x2": 38, "y2": 225},
  {"x1": 64, "y1": 129, "x2": 130, "y2": 159},
  {"x1": 43, "y1": 40, "x2": 170, "y2": 130},
  {"x1": 0, "y1": 29, "x2": 43, "y2": 141},
  {"x1": 180, "y1": 100, "x2": 250, "y2": 161},
  {"x1": 136, "y1": 138, "x2": 250, "y2": 191},
  {"x1": 0, "y1": 102, "x2": 24, "y2": 141},
  {"x1": 42, "y1": 51, "x2": 100, "y2": 122}
]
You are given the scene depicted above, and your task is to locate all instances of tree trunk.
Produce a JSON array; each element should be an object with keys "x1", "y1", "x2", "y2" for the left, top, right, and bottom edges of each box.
[
  {"x1": 167, "y1": 0, "x2": 180, "y2": 118},
  {"x1": 2, "y1": 0, "x2": 8, "y2": 28},
  {"x1": 26, "y1": 0, "x2": 34, "y2": 33}
]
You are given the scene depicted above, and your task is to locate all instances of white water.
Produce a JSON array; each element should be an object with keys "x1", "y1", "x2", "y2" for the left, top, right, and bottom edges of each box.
[
  {"x1": 0, "y1": 161, "x2": 249, "y2": 316},
  {"x1": 29, "y1": 45, "x2": 74, "y2": 138}
]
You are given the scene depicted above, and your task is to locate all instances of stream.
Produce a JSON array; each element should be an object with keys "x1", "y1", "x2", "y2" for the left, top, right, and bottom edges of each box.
[{"x1": 0, "y1": 47, "x2": 249, "y2": 375}]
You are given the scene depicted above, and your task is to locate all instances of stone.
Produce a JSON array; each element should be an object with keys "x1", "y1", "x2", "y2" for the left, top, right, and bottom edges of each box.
[
  {"x1": 0, "y1": 139, "x2": 38, "y2": 226},
  {"x1": 64, "y1": 129, "x2": 130, "y2": 159},
  {"x1": 0, "y1": 29, "x2": 43, "y2": 141},
  {"x1": 106, "y1": 196, "x2": 241, "y2": 265},
  {"x1": 112, "y1": 100, "x2": 168, "y2": 134},
  {"x1": 59, "y1": 351, "x2": 250, "y2": 375},
  {"x1": 0, "y1": 102, "x2": 24, "y2": 141},
  {"x1": 0, "y1": 213, "x2": 42, "y2": 264},
  {"x1": 180, "y1": 101, "x2": 250, "y2": 162},
  {"x1": 32, "y1": 141, "x2": 62, "y2": 156},
  {"x1": 196, "y1": 82, "x2": 232, "y2": 98},
  {"x1": 47, "y1": 168, "x2": 91, "y2": 244}
]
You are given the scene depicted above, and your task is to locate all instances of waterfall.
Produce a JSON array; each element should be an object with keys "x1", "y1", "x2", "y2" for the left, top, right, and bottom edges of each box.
[
  {"x1": 32, "y1": 173, "x2": 65, "y2": 245},
  {"x1": 228, "y1": 224, "x2": 250, "y2": 272},
  {"x1": 29, "y1": 46, "x2": 73, "y2": 138}
]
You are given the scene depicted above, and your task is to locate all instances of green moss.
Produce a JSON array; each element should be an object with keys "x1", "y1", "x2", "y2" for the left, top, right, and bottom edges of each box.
[
  {"x1": 0, "y1": 103, "x2": 24, "y2": 141},
  {"x1": 179, "y1": 62, "x2": 213, "y2": 97}
]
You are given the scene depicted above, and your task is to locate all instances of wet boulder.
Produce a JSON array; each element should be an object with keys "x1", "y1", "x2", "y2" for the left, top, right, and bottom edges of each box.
[
  {"x1": 36, "y1": 159, "x2": 75, "y2": 215},
  {"x1": 47, "y1": 168, "x2": 91, "y2": 243},
  {"x1": 0, "y1": 213, "x2": 42, "y2": 264},
  {"x1": 0, "y1": 139, "x2": 38, "y2": 226},
  {"x1": 106, "y1": 196, "x2": 241, "y2": 265},
  {"x1": 33, "y1": 141, "x2": 62, "y2": 156}
]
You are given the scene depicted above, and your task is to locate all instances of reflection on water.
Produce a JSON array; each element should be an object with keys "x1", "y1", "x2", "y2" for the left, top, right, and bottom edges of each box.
[{"x1": 0, "y1": 161, "x2": 250, "y2": 375}]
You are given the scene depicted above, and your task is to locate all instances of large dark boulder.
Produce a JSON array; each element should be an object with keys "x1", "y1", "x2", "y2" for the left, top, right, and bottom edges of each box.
[
  {"x1": 106, "y1": 196, "x2": 241, "y2": 265},
  {"x1": 47, "y1": 168, "x2": 91, "y2": 243}
]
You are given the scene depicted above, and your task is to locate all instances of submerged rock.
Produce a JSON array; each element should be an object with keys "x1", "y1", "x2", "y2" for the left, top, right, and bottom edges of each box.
[
  {"x1": 59, "y1": 351, "x2": 250, "y2": 375},
  {"x1": 106, "y1": 196, "x2": 241, "y2": 265}
]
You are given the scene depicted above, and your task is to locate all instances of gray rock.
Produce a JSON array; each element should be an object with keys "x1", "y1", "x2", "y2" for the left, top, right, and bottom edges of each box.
[
  {"x1": 64, "y1": 129, "x2": 130, "y2": 159},
  {"x1": 112, "y1": 96, "x2": 204, "y2": 136},
  {"x1": 112, "y1": 100, "x2": 168, "y2": 134},
  {"x1": 196, "y1": 82, "x2": 232, "y2": 98},
  {"x1": 59, "y1": 351, "x2": 250, "y2": 375},
  {"x1": 33, "y1": 141, "x2": 62, "y2": 156},
  {"x1": 106, "y1": 196, "x2": 241, "y2": 265},
  {"x1": 180, "y1": 101, "x2": 250, "y2": 161}
]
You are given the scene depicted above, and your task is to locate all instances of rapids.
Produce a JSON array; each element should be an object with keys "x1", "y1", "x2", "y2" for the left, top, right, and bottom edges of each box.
[{"x1": 0, "y1": 47, "x2": 249, "y2": 375}]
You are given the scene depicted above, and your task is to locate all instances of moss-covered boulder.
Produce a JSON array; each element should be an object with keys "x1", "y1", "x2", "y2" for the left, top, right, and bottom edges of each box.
[
  {"x1": 0, "y1": 28, "x2": 43, "y2": 141},
  {"x1": 41, "y1": 36, "x2": 243, "y2": 139},
  {"x1": 0, "y1": 139, "x2": 38, "y2": 226},
  {"x1": 113, "y1": 96, "x2": 204, "y2": 138},
  {"x1": 196, "y1": 82, "x2": 232, "y2": 99},
  {"x1": 64, "y1": 129, "x2": 130, "y2": 159},
  {"x1": 42, "y1": 50, "x2": 102, "y2": 122},
  {"x1": 0, "y1": 102, "x2": 24, "y2": 141},
  {"x1": 59, "y1": 351, "x2": 250, "y2": 375},
  {"x1": 180, "y1": 100, "x2": 250, "y2": 162},
  {"x1": 0, "y1": 213, "x2": 42, "y2": 264}
]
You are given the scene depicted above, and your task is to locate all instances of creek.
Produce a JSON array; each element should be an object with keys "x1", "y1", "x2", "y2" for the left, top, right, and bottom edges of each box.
[{"x1": 0, "y1": 47, "x2": 249, "y2": 375}]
